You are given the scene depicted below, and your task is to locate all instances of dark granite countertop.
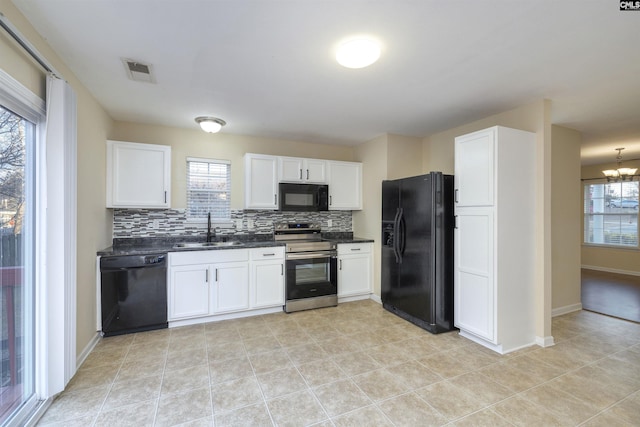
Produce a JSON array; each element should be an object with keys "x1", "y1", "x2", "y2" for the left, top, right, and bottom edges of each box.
[{"x1": 98, "y1": 233, "x2": 374, "y2": 256}]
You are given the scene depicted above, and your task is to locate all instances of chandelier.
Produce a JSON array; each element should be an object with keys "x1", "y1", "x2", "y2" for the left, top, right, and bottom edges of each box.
[{"x1": 602, "y1": 148, "x2": 637, "y2": 182}]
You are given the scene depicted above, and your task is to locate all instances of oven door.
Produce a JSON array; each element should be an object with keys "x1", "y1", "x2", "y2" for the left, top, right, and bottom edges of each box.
[{"x1": 286, "y1": 252, "x2": 337, "y2": 300}]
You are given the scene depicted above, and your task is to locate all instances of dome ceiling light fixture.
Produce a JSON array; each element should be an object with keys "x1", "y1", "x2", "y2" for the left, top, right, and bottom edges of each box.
[
  {"x1": 195, "y1": 116, "x2": 226, "y2": 133},
  {"x1": 335, "y1": 37, "x2": 381, "y2": 69},
  {"x1": 602, "y1": 147, "x2": 638, "y2": 182}
]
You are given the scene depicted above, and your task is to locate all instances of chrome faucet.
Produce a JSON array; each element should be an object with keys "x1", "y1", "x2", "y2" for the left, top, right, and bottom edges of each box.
[{"x1": 206, "y1": 212, "x2": 214, "y2": 242}]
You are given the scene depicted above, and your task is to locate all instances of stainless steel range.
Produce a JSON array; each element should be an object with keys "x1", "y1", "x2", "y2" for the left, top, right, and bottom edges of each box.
[{"x1": 275, "y1": 223, "x2": 338, "y2": 313}]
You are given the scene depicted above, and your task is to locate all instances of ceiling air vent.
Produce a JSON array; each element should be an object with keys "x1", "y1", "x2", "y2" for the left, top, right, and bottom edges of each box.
[{"x1": 122, "y1": 58, "x2": 156, "y2": 83}]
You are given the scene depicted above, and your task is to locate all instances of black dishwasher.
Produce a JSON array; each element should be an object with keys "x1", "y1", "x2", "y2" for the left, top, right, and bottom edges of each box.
[{"x1": 100, "y1": 254, "x2": 168, "y2": 336}]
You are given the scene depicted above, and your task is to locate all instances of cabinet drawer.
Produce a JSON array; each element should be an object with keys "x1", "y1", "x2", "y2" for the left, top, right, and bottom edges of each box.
[
  {"x1": 169, "y1": 249, "x2": 249, "y2": 266},
  {"x1": 337, "y1": 243, "x2": 371, "y2": 255},
  {"x1": 250, "y1": 246, "x2": 285, "y2": 260}
]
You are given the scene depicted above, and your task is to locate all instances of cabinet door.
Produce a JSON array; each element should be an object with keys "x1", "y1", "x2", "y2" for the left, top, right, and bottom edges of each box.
[
  {"x1": 251, "y1": 261, "x2": 284, "y2": 308},
  {"x1": 107, "y1": 140, "x2": 171, "y2": 208},
  {"x1": 169, "y1": 265, "x2": 209, "y2": 320},
  {"x1": 328, "y1": 161, "x2": 362, "y2": 210},
  {"x1": 244, "y1": 154, "x2": 278, "y2": 209},
  {"x1": 212, "y1": 262, "x2": 250, "y2": 314},
  {"x1": 338, "y1": 254, "x2": 372, "y2": 297},
  {"x1": 279, "y1": 157, "x2": 304, "y2": 182},
  {"x1": 454, "y1": 209, "x2": 495, "y2": 342},
  {"x1": 305, "y1": 159, "x2": 327, "y2": 183},
  {"x1": 454, "y1": 129, "x2": 494, "y2": 207}
]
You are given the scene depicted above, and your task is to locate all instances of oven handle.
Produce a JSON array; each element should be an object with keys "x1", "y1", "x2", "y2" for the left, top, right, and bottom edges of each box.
[{"x1": 286, "y1": 252, "x2": 337, "y2": 260}]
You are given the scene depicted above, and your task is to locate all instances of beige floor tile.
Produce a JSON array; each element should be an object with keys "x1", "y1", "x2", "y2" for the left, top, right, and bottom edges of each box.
[
  {"x1": 65, "y1": 363, "x2": 119, "y2": 392},
  {"x1": 581, "y1": 411, "x2": 636, "y2": 427},
  {"x1": 548, "y1": 370, "x2": 631, "y2": 410},
  {"x1": 161, "y1": 364, "x2": 210, "y2": 396},
  {"x1": 492, "y1": 395, "x2": 566, "y2": 427},
  {"x1": 318, "y1": 335, "x2": 363, "y2": 357},
  {"x1": 385, "y1": 360, "x2": 442, "y2": 390},
  {"x1": 520, "y1": 383, "x2": 600, "y2": 425},
  {"x1": 332, "y1": 351, "x2": 382, "y2": 376},
  {"x1": 117, "y1": 358, "x2": 166, "y2": 381},
  {"x1": 367, "y1": 342, "x2": 414, "y2": 367},
  {"x1": 256, "y1": 366, "x2": 308, "y2": 399},
  {"x1": 165, "y1": 346, "x2": 207, "y2": 371},
  {"x1": 103, "y1": 374, "x2": 162, "y2": 410},
  {"x1": 331, "y1": 405, "x2": 393, "y2": 427},
  {"x1": 38, "y1": 385, "x2": 110, "y2": 424},
  {"x1": 207, "y1": 340, "x2": 246, "y2": 362},
  {"x1": 377, "y1": 392, "x2": 448, "y2": 427},
  {"x1": 94, "y1": 399, "x2": 157, "y2": 427},
  {"x1": 249, "y1": 348, "x2": 293, "y2": 374},
  {"x1": 352, "y1": 368, "x2": 410, "y2": 402},
  {"x1": 448, "y1": 371, "x2": 513, "y2": 406},
  {"x1": 242, "y1": 335, "x2": 282, "y2": 355},
  {"x1": 415, "y1": 380, "x2": 486, "y2": 421},
  {"x1": 214, "y1": 402, "x2": 273, "y2": 427},
  {"x1": 154, "y1": 387, "x2": 212, "y2": 427},
  {"x1": 210, "y1": 376, "x2": 264, "y2": 413},
  {"x1": 266, "y1": 389, "x2": 328, "y2": 426},
  {"x1": 606, "y1": 392, "x2": 640, "y2": 425},
  {"x1": 450, "y1": 409, "x2": 513, "y2": 427},
  {"x1": 37, "y1": 304, "x2": 640, "y2": 427},
  {"x1": 298, "y1": 359, "x2": 346, "y2": 387},
  {"x1": 285, "y1": 342, "x2": 328, "y2": 366},
  {"x1": 209, "y1": 355, "x2": 254, "y2": 384},
  {"x1": 312, "y1": 379, "x2": 372, "y2": 417}
]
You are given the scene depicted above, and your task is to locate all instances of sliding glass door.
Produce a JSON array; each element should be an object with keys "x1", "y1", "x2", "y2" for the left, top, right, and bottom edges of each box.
[{"x1": 0, "y1": 105, "x2": 35, "y2": 425}]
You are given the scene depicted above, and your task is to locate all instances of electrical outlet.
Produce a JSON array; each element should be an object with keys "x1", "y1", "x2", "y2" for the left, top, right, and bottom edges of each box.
[
  {"x1": 327, "y1": 219, "x2": 333, "y2": 227},
  {"x1": 236, "y1": 219, "x2": 242, "y2": 229},
  {"x1": 152, "y1": 219, "x2": 160, "y2": 229},
  {"x1": 247, "y1": 219, "x2": 254, "y2": 230}
]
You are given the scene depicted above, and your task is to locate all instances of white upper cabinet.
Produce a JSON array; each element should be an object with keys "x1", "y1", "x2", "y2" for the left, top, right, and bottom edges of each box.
[
  {"x1": 106, "y1": 140, "x2": 171, "y2": 208},
  {"x1": 454, "y1": 129, "x2": 494, "y2": 207},
  {"x1": 244, "y1": 153, "x2": 279, "y2": 209},
  {"x1": 279, "y1": 157, "x2": 327, "y2": 183},
  {"x1": 327, "y1": 161, "x2": 362, "y2": 210}
]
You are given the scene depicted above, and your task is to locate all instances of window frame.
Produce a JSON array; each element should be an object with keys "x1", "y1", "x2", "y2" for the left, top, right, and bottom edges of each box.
[
  {"x1": 583, "y1": 179, "x2": 639, "y2": 249},
  {"x1": 186, "y1": 157, "x2": 232, "y2": 222}
]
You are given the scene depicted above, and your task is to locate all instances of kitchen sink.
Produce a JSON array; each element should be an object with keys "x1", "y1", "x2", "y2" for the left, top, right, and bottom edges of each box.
[{"x1": 173, "y1": 241, "x2": 244, "y2": 248}]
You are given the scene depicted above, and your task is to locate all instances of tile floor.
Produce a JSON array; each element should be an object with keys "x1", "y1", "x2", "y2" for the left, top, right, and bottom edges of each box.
[{"x1": 37, "y1": 300, "x2": 640, "y2": 426}]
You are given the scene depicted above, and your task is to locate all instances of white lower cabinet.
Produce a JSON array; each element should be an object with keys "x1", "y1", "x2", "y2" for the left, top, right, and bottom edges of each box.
[
  {"x1": 337, "y1": 243, "x2": 373, "y2": 298},
  {"x1": 168, "y1": 249, "x2": 250, "y2": 321},
  {"x1": 212, "y1": 262, "x2": 250, "y2": 314},
  {"x1": 168, "y1": 246, "x2": 284, "y2": 322},
  {"x1": 250, "y1": 247, "x2": 285, "y2": 308},
  {"x1": 169, "y1": 264, "x2": 210, "y2": 319}
]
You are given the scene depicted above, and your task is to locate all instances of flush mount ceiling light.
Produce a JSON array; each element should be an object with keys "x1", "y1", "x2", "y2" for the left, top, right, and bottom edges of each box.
[
  {"x1": 336, "y1": 37, "x2": 381, "y2": 69},
  {"x1": 195, "y1": 116, "x2": 226, "y2": 133},
  {"x1": 602, "y1": 147, "x2": 638, "y2": 182}
]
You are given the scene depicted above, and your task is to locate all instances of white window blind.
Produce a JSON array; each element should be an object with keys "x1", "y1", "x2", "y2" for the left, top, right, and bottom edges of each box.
[
  {"x1": 584, "y1": 181, "x2": 639, "y2": 247},
  {"x1": 187, "y1": 157, "x2": 231, "y2": 220}
]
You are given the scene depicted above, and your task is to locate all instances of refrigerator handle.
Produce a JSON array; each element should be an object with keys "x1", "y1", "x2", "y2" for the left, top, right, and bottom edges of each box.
[
  {"x1": 398, "y1": 209, "x2": 406, "y2": 260},
  {"x1": 393, "y1": 208, "x2": 401, "y2": 263}
]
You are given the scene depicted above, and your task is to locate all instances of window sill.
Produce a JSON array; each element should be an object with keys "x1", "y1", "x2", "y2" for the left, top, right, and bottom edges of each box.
[{"x1": 582, "y1": 243, "x2": 640, "y2": 251}]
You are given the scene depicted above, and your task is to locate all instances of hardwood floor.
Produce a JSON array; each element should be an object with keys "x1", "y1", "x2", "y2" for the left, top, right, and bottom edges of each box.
[{"x1": 581, "y1": 268, "x2": 640, "y2": 323}]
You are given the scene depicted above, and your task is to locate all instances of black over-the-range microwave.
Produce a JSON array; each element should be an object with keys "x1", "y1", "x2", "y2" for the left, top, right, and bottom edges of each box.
[{"x1": 279, "y1": 183, "x2": 329, "y2": 211}]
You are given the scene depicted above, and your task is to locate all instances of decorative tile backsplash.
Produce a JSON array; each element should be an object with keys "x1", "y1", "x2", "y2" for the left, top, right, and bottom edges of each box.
[{"x1": 113, "y1": 209, "x2": 353, "y2": 238}]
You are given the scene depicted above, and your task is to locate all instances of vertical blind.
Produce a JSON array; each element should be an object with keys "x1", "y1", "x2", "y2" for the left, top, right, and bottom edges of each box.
[{"x1": 186, "y1": 157, "x2": 231, "y2": 219}]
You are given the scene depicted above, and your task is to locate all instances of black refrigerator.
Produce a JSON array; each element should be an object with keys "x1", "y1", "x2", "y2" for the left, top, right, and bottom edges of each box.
[{"x1": 381, "y1": 172, "x2": 455, "y2": 334}]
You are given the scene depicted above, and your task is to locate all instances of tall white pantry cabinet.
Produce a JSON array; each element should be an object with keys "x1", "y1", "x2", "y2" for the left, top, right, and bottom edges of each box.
[{"x1": 454, "y1": 126, "x2": 536, "y2": 354}]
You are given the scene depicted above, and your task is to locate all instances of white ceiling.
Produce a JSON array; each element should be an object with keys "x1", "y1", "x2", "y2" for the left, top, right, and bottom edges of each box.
[{"x1": 11, "y1": 0, "x2": 640, "y2": 165}]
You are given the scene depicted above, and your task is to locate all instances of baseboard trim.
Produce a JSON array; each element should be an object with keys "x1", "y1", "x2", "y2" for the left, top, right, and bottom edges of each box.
[
  {"x1": 77, "y1": 332, "x2": 101, "y2": 369},
  {"x1": 552, "y1": 303, "x2": 583, "y2": 317},
  {"x1": 582, "y1": 265, "x2": 640, "y2": 277},
  {"x1": 536, "y1": 335, "x2": 555, "y2": 347},
  {"x1": 369, "y1": 294, "x2": 382, "y2": 304}
]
